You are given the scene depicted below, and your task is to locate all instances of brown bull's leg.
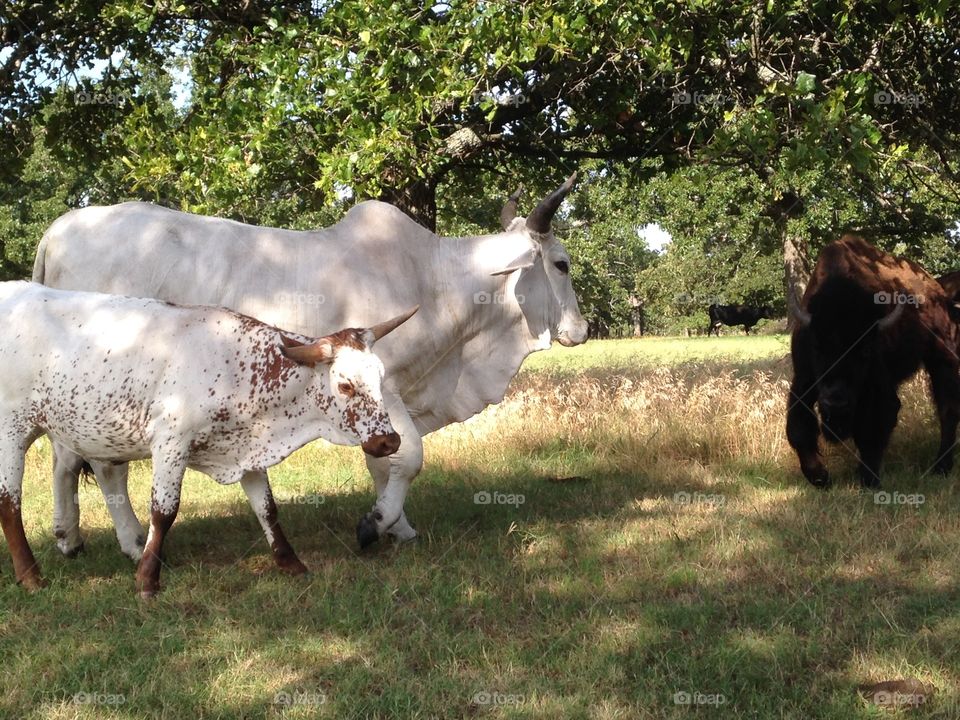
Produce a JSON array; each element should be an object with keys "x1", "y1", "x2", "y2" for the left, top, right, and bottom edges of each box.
[
  {"x1": 787, "y1": 360, "x2": 830, "y2": 487},
  {"x1": 240, "y1": 472, "x2": 308, "y2": 575},
  {"x1": 852, "y1": 387, "x2": 900, "y2": 488},
  {"x1": 926, "y1": 353, "x2": 960, "y2": 476}
]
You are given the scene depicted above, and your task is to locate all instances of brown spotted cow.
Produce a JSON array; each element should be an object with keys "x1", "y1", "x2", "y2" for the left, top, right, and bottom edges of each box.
[
  {"x1": 0, "y1": 282, "x2": 415, "y2": 596},
  {"x1": 787, "y1": 234, "x2": 960, "y2": 488}
]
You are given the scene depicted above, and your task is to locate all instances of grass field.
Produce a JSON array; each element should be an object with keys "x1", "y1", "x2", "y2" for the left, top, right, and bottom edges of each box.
[{"x1": 2, "y1": 334, "x2": 959, "y2": 719}]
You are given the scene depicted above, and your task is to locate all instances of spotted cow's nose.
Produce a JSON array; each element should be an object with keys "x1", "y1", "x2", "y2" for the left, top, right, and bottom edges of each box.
[{"x1": 362, "y1": 432, "x2": 401, "y2": 457}]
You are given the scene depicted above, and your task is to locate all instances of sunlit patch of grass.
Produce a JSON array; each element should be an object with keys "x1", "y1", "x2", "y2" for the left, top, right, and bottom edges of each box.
[{"x1": 2, "y1": 335, "x2": 959, "y2": 718}]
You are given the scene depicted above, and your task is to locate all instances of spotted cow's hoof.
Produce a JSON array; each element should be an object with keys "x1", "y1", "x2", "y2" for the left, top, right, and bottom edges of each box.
[
  {"x1": 19, "y1": 574, "x2": 46, "y2": 592},
  {"x1": 278, "y1": 558, "x2": 309, "y2": 576},
  {"x1": 138, "y1": 590, "x2": 158, "y2": 601},
  {"x1": 356, "y1": 513, "x2": 380, "y2": 549}
]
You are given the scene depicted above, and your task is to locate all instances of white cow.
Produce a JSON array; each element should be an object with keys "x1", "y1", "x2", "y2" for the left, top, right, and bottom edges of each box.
[
  {"x1": 0, "y1": 281, "x2": 415, "y2": 596},
  {"x1": 34, "y1": 174, "x2": 588, "y2": 552}
]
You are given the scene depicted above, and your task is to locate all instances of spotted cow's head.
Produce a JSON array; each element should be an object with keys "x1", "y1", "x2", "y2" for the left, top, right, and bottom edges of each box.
[{"x1": 279, "y1": 307, "x2": 418, "y2": 456}]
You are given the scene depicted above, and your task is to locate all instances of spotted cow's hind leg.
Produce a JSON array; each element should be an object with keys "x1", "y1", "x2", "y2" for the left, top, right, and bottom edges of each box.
[
  {"x1": 0, "y1": 431, "x2": 44, "y2": 590},
  {"x1": 239, "y1": 471, "x2": 308, "y2": 575},
  {"x1": 135, "y1": 448, "x2": 186, "y2": 598}
]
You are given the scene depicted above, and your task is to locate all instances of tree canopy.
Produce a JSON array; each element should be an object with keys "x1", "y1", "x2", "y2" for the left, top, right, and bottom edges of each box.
[{"x1": 2, "y1": 0, "x2": 959, "y2": 333}]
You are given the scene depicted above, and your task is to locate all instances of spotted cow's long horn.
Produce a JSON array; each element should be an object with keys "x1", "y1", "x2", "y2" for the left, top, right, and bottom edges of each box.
[
  {"x1": 500, "y1": 187, "x2": 523, "y2": 230},
  {"x1": 525, "y1": 172, "x2": 577, "y2": 234},
  {"x1": 368, "y1": 305, "x2": 420, "y2": 342}
]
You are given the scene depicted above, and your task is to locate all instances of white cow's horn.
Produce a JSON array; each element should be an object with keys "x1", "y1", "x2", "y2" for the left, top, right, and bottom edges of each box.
[
  {"x1": 368, "y1": 305, "x2": 420, "y2": 341},
  {"x1": 500, "y1": 186, "x2": 523, "y2": 230},
  {"x1": 877, "y1": 300, "x2": 905, "y2": 331},
  {"x1": 526, "y1": 172, "x2": 577, "y2": 234}
]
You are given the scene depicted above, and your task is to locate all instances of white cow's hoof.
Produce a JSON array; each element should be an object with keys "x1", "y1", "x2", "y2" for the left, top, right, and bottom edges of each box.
[
  {"x1": 388, "y1": 525, "x2": 418, "y2": 544},
  {"x1": 57, "y1": 538, "x2": 85, "y2": 558},
  {"x1": 120, "y1": 534, "x2": 146, "y2": 563}
]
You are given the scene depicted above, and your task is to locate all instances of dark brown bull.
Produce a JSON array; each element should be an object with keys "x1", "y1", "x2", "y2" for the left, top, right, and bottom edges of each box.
[
  {"x1": 937, "y1": 270, "x2": 960, "y2": 307},
  {"x1": 787, "y1": 234, "x2": 960, "y2": 488}
]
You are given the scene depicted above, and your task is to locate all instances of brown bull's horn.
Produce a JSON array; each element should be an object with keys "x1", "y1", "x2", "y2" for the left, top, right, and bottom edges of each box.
[
  {"x1": 525, "y1": 172, "x2": 577, "y2": 234},
  {"x1": 788, "y1": 295, "x2": 811, "y2": 328},
  {"x1": 368, "y1": 305, "x2": 420, "y2": 341},
  {"x1": 877, "y1": 300, "x2": 905, "y2": 331},
  {"x1": 500, "y1": 186, "x2": 523, "y2": 230}
]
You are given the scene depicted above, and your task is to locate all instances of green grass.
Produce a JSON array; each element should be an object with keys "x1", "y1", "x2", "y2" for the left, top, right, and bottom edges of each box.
[
  {"x1": 520, "y1": 333, "x2": 792, "y2": 375},
  {"x1": 2, "y1": 335, "x2": 959, "y2": 718}
]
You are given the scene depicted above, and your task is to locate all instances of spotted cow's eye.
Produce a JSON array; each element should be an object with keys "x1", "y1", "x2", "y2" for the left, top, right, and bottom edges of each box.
[
  {"x1": 554, "y1": 260, "x2": 570, "y2": 274},
  {"x1": 338, "y1": 382, "x2": 356, "y2": 397}
]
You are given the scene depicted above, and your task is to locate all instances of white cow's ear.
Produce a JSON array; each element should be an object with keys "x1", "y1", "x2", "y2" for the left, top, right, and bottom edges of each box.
[
  {"x1": 491, "y1": 249, "x2": 538, "y2": 276},
  {"x1": 279, "y1": 338, "x2": 335, "y2": 367}
]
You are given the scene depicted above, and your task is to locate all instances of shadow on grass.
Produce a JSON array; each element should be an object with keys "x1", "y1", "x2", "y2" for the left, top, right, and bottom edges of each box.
[{"x1": 2, "y1": 397, "x2": 960, "y2": 718}]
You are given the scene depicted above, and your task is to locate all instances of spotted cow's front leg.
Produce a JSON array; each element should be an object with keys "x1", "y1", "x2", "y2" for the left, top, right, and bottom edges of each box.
[
  {"x1": 0, "y1": 433, "x2": 44, "y2": 590},
  {"x1": 240, "y1": 471, "x2": 308, "y2": 575},
  {"x1": 357, "y1": 389, "x2": 423, "y2": 549},
  {"x1": 135, "y1": 449, "x2": 186, "y2": 599}
]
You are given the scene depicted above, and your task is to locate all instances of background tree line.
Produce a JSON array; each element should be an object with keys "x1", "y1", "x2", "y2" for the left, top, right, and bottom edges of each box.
[{"x1": 2, "y1": 0, "x2": 959, "y2": 335}]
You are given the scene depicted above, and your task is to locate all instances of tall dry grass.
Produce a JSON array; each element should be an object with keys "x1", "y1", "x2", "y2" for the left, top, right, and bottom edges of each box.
[{"x1": 424, "y1": 359, "x2": 939, "y2": 490}]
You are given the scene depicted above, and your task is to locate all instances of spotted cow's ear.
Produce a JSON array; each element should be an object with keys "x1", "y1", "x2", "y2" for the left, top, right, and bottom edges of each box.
[{"x1": 279, "y1": 336, "x2": 335, "y2": 367}]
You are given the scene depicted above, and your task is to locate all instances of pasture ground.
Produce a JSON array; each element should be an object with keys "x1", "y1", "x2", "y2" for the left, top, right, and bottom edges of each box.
[{"x1": 1, "y1": 334, "x2": 959, "y2": 719}]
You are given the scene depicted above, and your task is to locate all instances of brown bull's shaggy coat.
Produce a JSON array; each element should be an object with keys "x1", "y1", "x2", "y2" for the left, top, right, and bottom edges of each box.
[{"x1": 787, "y1": 234, "x2": 960, "y2": 487}]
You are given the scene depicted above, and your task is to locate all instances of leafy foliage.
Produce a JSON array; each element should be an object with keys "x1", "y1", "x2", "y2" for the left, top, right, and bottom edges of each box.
[{"x1": 1, "y1": 1, "x2": 960, "y2": 327}]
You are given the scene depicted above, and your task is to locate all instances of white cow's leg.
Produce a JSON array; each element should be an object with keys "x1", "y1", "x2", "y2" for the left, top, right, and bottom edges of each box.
[
  {"x1": 89, "y1": 460, "x2": 145, "y2": 562},
  {"x1": 239, "y1": 471, "x2": 308, "y2": 575},
  {"x1": 51, "y1": 443, "x2": 86, "y2": 557},
  {"x1": 364, "y1": 454, "x2": 417, "y2": 543},
  {"x1": 357, "y1": 391, "x2": 423, "y2": 548},
  {"x1": 135, "y1": 446, "x2": 186, "y2": 599}
]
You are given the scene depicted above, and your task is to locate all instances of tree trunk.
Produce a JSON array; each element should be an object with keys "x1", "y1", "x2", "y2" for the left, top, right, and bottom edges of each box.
[
  {"x1": 764, "y1": 191, "x2": 810, "y2": 330},
  {"x1": 379, "y1": 176, "x2": 438, "y2": 232},
  {"x1": 782, "y1": 228, "x2": 811, "y2": 329},
  {"x1": 629, "y1": 295, "x2": 645, "y2": 337}
]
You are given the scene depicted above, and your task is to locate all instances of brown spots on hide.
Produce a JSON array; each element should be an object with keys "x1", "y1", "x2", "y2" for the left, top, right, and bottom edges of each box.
[{"x1": 243, "y1": 335, "x2": 302, "y2": 400}]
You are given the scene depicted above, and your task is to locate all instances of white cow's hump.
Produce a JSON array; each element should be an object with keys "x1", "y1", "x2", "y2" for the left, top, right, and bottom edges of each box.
[{"x1": 56, "y1": 200, "x2": 434, "y2": 250}]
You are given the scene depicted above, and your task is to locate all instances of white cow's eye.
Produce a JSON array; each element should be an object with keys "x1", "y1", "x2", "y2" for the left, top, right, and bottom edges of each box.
[
  {"x1": 554, "y1": 260, "x2": 570, "y2": 274},
  {"x1": 338, "y1": 382, "x2": 356, "y2": 397}
]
